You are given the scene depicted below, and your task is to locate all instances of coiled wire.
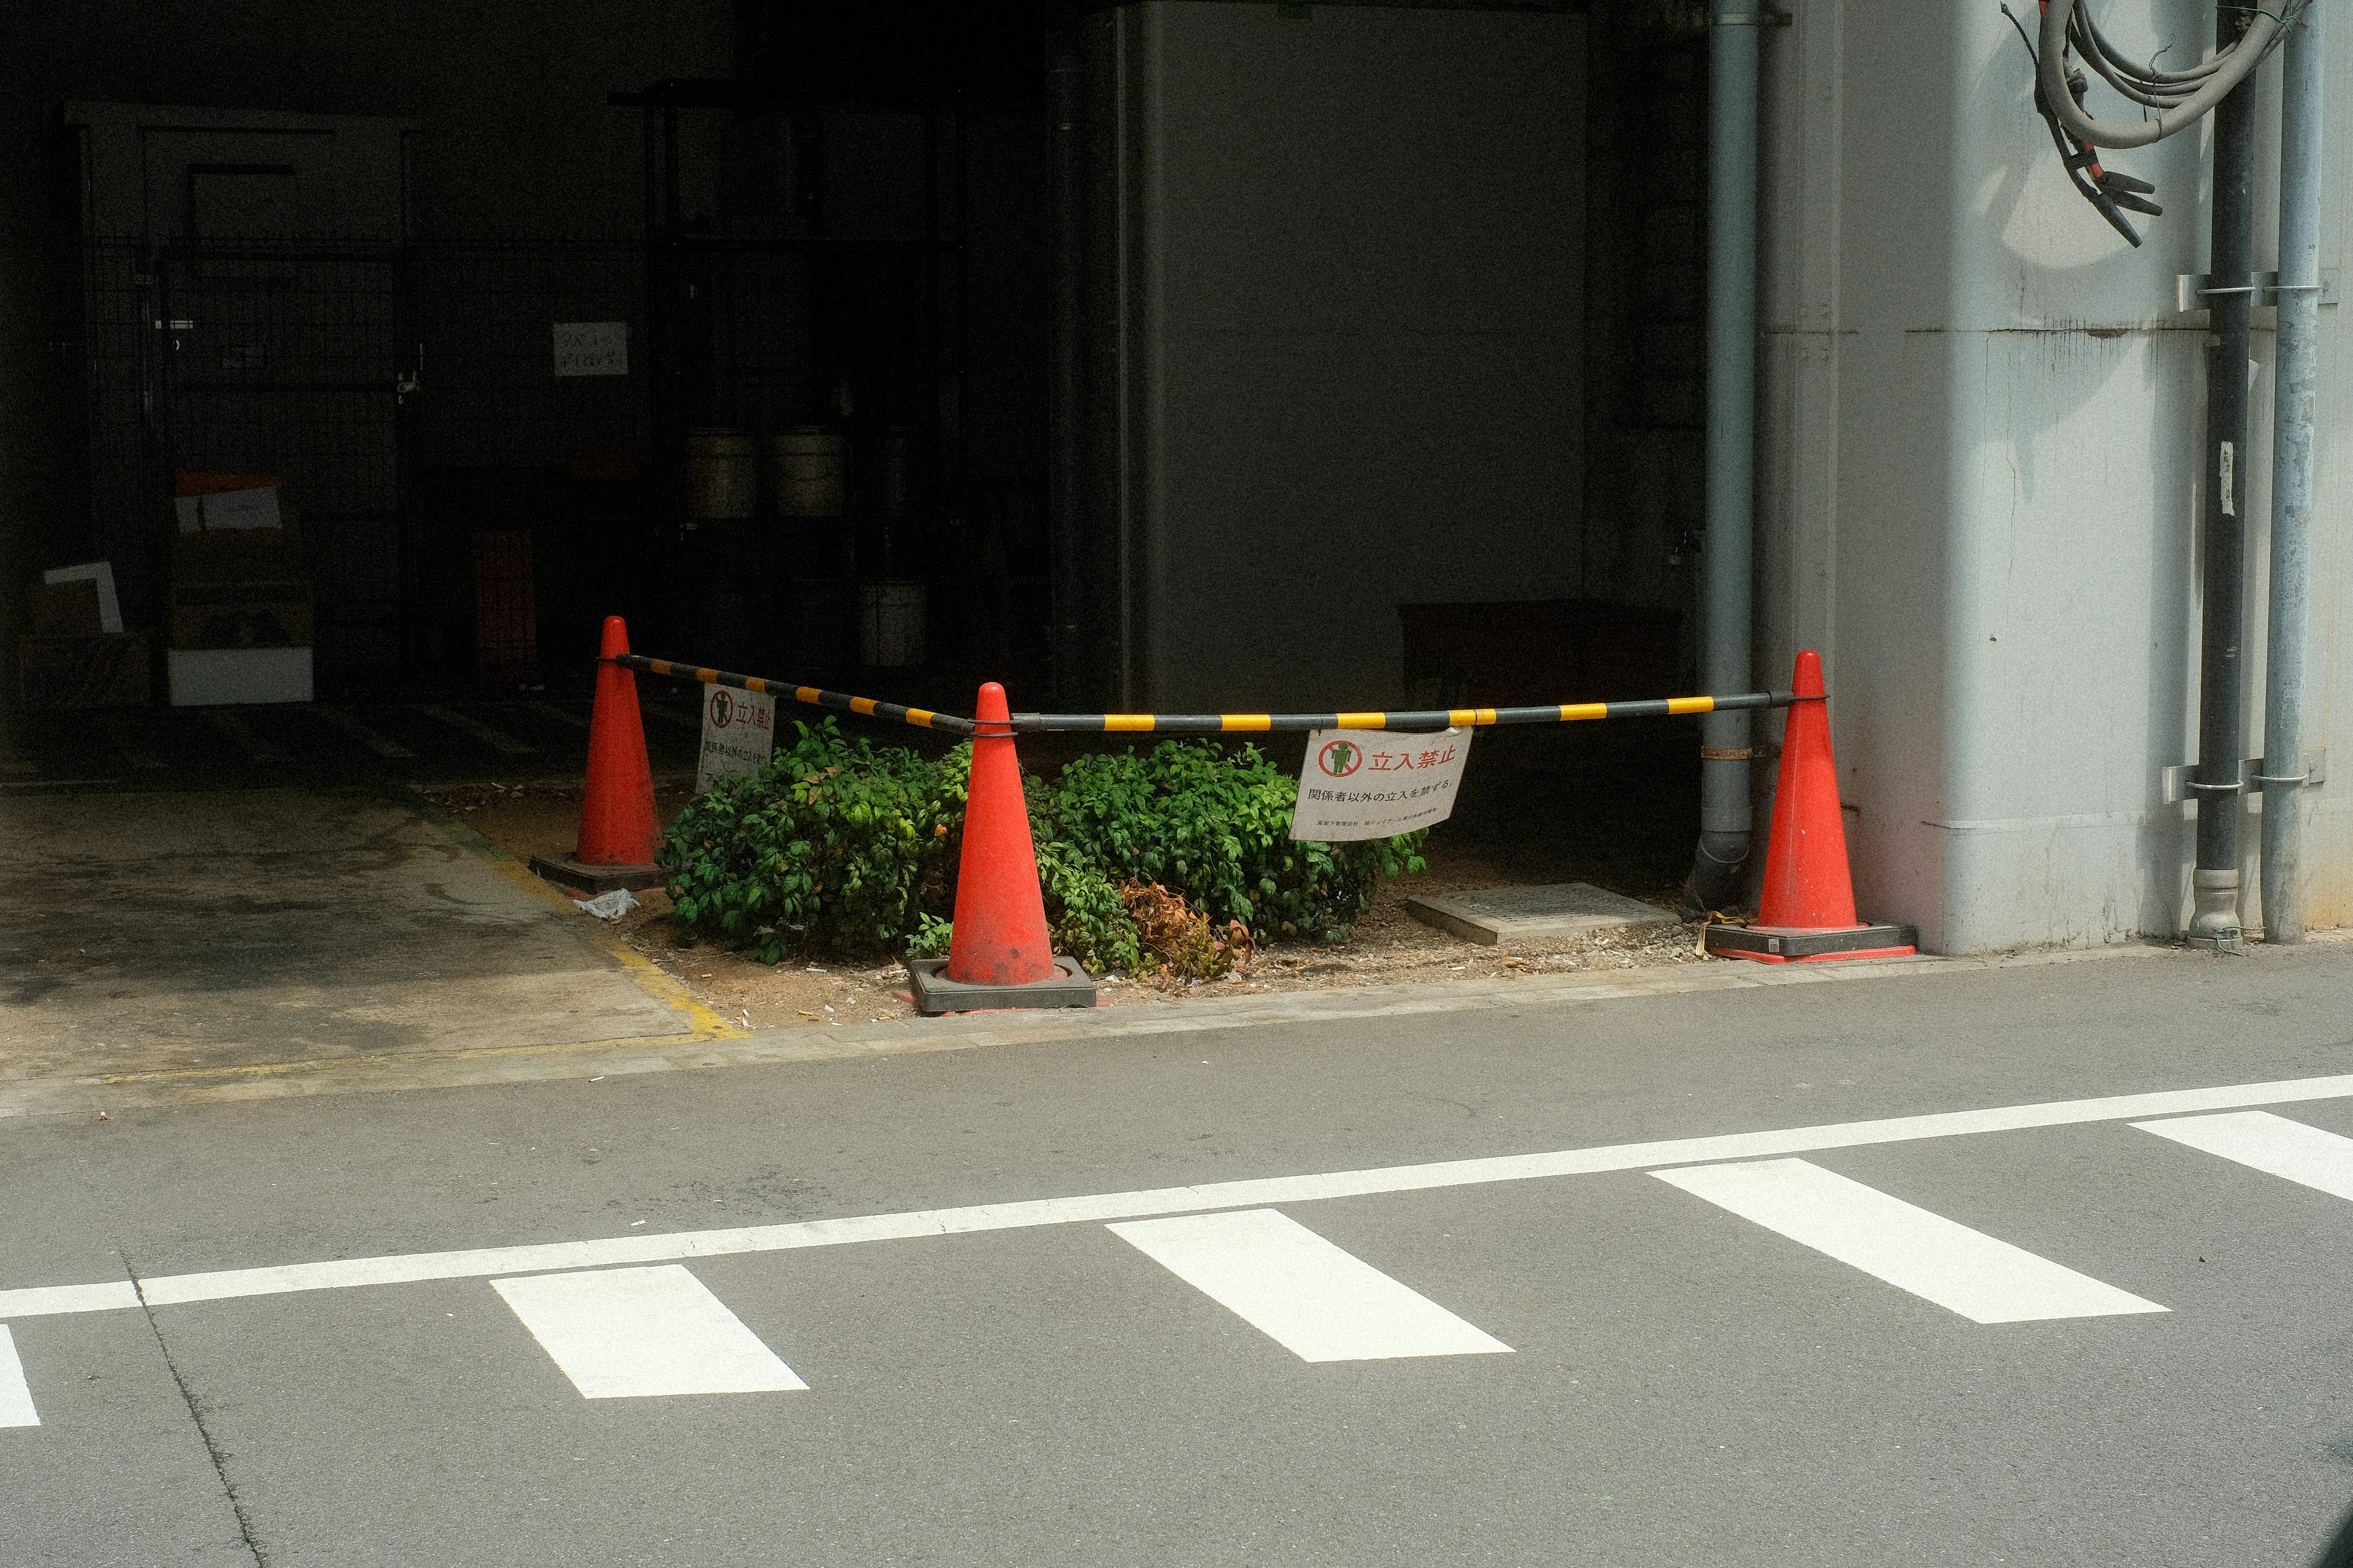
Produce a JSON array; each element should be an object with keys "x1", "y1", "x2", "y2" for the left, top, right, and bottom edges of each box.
[{"x1": 2038, "y1": 1, "x2": 2308, "y2": 147}]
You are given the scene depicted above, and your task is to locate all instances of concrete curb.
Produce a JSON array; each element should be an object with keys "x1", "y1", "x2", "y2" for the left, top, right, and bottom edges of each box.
[{"x1": 1, "y1": 937, "x2": 2194, "y2": 1124}]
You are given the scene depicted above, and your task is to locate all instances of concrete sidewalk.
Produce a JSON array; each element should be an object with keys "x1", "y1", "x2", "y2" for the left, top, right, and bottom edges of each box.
[{"x1": 0, "y1": 787, "x2": 729, "y2": 1113}]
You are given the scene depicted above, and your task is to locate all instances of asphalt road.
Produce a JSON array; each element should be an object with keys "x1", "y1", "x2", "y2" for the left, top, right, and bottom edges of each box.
[{"x1": 8, "y1": 942, "x2": 2353, "y2": 1566}]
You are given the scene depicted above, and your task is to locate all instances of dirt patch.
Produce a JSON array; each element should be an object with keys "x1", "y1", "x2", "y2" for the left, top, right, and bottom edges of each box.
[
  {"x1": 419, "y1": 776, "x2": 697, "y2": 868},
  {"x1": 420, "y1": 773, "x2": 1719, "y2": 1029}
]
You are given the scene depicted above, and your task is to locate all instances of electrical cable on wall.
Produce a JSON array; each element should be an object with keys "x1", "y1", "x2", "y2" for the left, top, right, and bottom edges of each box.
[{"x1": 1999, "y1": 1, "x2": 2311, "y2": 244}]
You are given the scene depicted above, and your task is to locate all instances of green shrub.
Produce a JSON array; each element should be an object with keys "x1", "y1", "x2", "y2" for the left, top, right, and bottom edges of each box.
[
  {"x1": 1035, "y1": 840, "x2": 1143, "y2": 976},
  {"x1": 664, "y1": 727, "x2": 1423, "y2": 965},
  {"x1": 662, "y1": 719, "x2": 959, "y2": 963},
  {"x1": 904, "y1": 912, "x2": 955, "y2": 960},
  {"x1": 1037, "y1": 740, "x2": 1425, "y2": 943},
  {"x1": 880, "y1": 841, "x2": 1143, "y2": 977}
]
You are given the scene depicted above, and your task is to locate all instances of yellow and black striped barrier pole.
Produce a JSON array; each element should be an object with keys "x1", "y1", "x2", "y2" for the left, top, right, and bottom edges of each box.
[
  {"x1": 612, "y1": 654, "x2": 979, "y2": 738},
  {"x1": 1008, "y1": 691, "x2": 1800, "y2": 734},
  {"x1": 615, "y1": 651, "x2": 1800, "y2": 738}
]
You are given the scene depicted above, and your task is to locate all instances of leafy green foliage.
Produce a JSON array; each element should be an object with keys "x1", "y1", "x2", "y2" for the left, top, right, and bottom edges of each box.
[
  {"x1": 1036, "y1": 840, "x2": 1143, "y2": 976},
  {"x1": 663, "y1": 728, "x2": 1425, "y2": 965},
  {"x1": 662, "y1": 719, "x2": 958, "y2": 964},
  {"x1": 904, "y1": 912, "x2": 955, "y2": 960},
  {"x1": 1037, "y1": 740, "x2": 1425, "y2": 943}
]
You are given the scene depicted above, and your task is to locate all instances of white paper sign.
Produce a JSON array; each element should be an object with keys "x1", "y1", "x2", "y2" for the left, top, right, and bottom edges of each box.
[
  {"x1": 175, "y1": 486, "x2": 282, "y2": 533},
  {"x1": 553, "y1": 321, "x2": 629, "y2": 377},
  {"x1": 1290, "y1": 728, "x2": 1471, "y2": 841},
  {"x1": 696, "y1": 684, "x2": 776, "y2": 794}
]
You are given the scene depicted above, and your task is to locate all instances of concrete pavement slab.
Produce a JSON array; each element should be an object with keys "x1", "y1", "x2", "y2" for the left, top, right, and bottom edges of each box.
[{"x1": 0, "y1": 788, "x2": 727, "y2": 1096}]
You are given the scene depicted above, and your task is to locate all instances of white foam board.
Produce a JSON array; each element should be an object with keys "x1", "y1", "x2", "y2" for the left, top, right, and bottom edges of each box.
[{"x1": 167, "y1": 647, "x2": 313, "y2": 706}]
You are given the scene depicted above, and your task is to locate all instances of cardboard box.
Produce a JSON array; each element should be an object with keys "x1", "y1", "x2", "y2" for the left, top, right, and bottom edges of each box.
[
  {"x1": 20, "y1": 632, "x2": 153, "y2": 710},
  {"x1": 31, "y1": 580, "x2": 107, "y2": 637},
  {"x1": 40, "y1": 562, "x2": 122, "y2": 633},
  {"x1": 169, "y1": 578, "x2": 315, "y2": 648},
  {"x1": 170, "y1": 517, "x2": 313, "y2": 650},
  {"x1": 167, "y1": 646, "x2": 313, "y2": 706}
]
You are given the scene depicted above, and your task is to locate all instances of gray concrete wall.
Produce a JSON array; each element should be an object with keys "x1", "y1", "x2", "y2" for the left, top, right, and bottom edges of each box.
[
  {"x1": 1757, "y1": 1, "x2": 2351, "y2": 949},
  {"x1": 1101, "y1": 1, "x2": 1588, "y2": 711}
]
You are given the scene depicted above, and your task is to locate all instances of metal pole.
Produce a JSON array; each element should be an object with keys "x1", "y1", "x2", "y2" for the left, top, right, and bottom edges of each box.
[
  {"x1": 1684, "y1": 10, "x2": 1761, "y2": 916},
  {"x1": 1049, "y1": 48, "x2": 1088, "y2": 706},
  {"x1": 2186, "y1": 13, "x2": 2257, "y2": 950},
  {"x1": 2259, "y1": 2, "x2": 2324, "y2": 945}
]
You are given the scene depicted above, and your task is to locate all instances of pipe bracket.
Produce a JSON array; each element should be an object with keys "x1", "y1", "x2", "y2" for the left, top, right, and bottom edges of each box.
[
  {"x1": 2176, "y1": 268, "x2": 2341, "y2": 313},
  {"x1": 2160, "y1": 748, "x2": 2325, "y2": 806}
]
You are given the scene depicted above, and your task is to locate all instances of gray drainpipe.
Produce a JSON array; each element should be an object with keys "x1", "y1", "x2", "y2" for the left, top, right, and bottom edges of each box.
[
  {"x1": 2186, "y1": 10, "x2": 2259, "y2": 950},
  {"x1": 1684, "y1": 7, "x2": 1764, "y2": 916},
  {"x1": 2259, "y1": 3, "x2": 2324, "y2": 944}
]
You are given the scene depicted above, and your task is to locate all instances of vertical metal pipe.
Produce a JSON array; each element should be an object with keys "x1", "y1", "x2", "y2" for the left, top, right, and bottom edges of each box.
[
  {"x1": 2187, "y1": 15, "x2": 2257, "y2": 949},
  {"x1": 1049, "y1": 49, "x2": 1087, "y2": 704},
  {"x1": 2260, "y1": 2, "x2": 2324, "y2": 945},
  {"x1": 1684, "y1": 11, "x2": 1761, "y2": 915}
]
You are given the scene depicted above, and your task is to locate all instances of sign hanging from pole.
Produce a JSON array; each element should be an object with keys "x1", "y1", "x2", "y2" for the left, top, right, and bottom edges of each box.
[
  {"x1": 695, "y1": 683, "x2": 776, "y2": 793},
  {"x1": 1290, "y1": 728, "x2": 1471, "y2": 841}
]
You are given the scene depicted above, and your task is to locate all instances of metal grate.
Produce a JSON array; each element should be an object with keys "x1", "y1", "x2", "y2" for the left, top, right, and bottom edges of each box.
[
  {"x1": 407, "y1": 240, "x2": 645, "y2": 470},
  {"x1": 80, "y1": 235, "x2": 650, "y2": 690}
]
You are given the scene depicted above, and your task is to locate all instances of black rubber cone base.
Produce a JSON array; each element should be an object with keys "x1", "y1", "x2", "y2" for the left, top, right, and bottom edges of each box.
[
  {"x1": 906, "y1": 956, "x2": 1097, "y2": 1015},
  {"x1": 528, "y1": 855, "x2": 668, "y2": 894},
  {"x1": 1704, "y1": 922, "x2": 1919, "y2": 964}
]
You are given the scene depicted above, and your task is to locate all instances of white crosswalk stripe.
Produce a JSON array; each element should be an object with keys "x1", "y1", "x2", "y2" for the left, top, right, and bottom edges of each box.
[
  {"x1": 32, "y1": 1077, "x2": 2353, "y2": 1428},
  {"x1": 491, "y1": 1265, "x2": 806, "y2": 1399},
  {"x1": 1108, "y1": 1208, "x2": 1512, "y2": 1362},
  {"x1": 0, "y1": 1326, "x2": 39, "y2": 1427},
  {"x1": 2134, "y1": 1110, "x2": 2353, "y2": 1200},
  {"x1": 1651, "y1": 1157, "x2": 2169, "y2": 1324}
]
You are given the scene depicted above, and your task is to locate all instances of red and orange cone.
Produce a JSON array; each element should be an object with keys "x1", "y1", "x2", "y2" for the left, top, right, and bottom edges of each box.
[
  {"x1": 529, "y1": 616, "x2": 666, "y2": 893},
  {"x1": 1704, "y1": 650, "x2": 1917, "y2": 963},
  {"x1": 906, "y1": 683, "x2": 1096, "y2": 1013}
]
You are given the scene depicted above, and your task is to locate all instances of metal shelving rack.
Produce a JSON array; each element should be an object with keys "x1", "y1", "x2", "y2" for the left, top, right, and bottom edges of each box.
[{"x1": 608, "y1": 80, "x2": 969, "y2": 559}]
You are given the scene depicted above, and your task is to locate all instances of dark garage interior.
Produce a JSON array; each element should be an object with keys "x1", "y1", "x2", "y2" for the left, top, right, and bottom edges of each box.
[{"x1": 2, "y1": 0, "x2": 1719, "y2": 903}]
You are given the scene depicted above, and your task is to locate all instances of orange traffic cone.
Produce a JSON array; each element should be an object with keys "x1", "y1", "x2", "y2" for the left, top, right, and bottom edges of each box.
[
  {"x1": 529, "y1": 616, "x2": 665, "y2": 894},
  {"x1": 1703, "y1": 650, "x2": 1917, "y2": 963},
  {"x1": 905, "y1": 682, "x2": 1095, "y2": 1014}
]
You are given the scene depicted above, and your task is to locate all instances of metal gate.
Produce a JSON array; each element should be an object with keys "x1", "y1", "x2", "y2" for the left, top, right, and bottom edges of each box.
[{"x1": 154, "y1": 239, "x2": 411, "y2": 681}]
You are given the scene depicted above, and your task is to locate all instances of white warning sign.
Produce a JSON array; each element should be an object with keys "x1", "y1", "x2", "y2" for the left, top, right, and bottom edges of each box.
[
  {"x1": 1289, "y1": 728, "x2": 1471, "y2": 842},
  {"x1": 695, "y1": 684, "x2": 776, "y2": 794},
  {"x1": 553, "y1": 321, "x2": 629, "y2": 377}
]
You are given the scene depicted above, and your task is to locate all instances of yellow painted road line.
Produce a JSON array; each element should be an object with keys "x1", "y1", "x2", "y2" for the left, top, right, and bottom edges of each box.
[{"x1": 479, "y1": 855, "x2": 743, "y2": 1043}]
